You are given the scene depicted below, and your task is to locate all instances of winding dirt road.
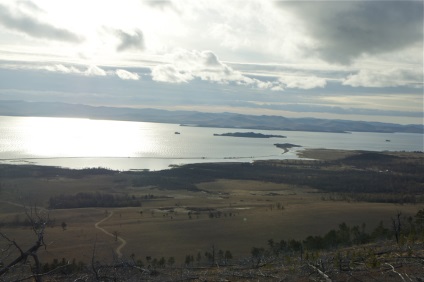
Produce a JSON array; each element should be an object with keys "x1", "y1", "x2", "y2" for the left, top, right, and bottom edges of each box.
[
  {"x1": 94, "y1": 210, "x2": 127, "y2": 259},
  {"x1": 0, "y1": 200, "x2": 127, "y2": 258}
]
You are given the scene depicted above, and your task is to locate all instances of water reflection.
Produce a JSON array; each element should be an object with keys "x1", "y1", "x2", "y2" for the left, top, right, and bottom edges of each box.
[
  {"x1": 0, "y1": 116, "x2": 422, "y2": 171},
  {"x1": 18, "y1": 117, "x2": 156, "y2": 158}
]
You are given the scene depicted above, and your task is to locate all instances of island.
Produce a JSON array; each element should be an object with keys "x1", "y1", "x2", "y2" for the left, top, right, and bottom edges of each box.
[{"x1": 213, "y1": 132, "x2": 286, "y2": 138}]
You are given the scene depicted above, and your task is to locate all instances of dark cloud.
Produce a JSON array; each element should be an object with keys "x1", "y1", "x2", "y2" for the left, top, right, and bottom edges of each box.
[
  {"x1": 277, "y1": 1, "x2": 423, "y2": 64},
  {"x1": 0, "y1": 4, "x2": 82, "y2": 43},
  {"x1": 115, "y1": 29, "x2": 145, "y2": 52}
]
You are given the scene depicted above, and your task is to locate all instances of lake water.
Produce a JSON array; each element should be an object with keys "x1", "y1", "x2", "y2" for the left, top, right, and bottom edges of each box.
[{"x1": 0, "y1": 116, "x2": 422, "y2": 171}]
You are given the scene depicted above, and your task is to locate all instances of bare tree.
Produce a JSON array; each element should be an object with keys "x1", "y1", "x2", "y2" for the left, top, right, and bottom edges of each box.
[
  {"x1": 0, "y1": 206, "x2": 49, "y2": 282},
  {"x1": 392, "y1": 211, "x2": 402, "y2": 244}
]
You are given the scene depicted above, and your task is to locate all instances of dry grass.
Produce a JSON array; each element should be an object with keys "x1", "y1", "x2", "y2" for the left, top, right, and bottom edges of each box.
[
  {"x1": 1, "y1": 180, "x2": 419, "y2": 264},
  {"x1": 1, "y1": 151, "x2": 422, "y2": 265}
]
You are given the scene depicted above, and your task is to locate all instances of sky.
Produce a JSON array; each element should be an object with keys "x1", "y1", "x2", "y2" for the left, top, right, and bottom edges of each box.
[{"x1": 0, "y1": 0, "x2": 422, "y2": 125}]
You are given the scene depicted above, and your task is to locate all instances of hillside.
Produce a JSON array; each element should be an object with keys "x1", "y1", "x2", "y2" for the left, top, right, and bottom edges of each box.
[{"x1": 0, "y1": 150, "x2": 423, "y2": 281}]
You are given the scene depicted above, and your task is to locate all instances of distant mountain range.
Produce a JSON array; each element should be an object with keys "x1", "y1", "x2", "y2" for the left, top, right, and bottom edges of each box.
[{"x1": 0, "y1": 100, "x2": 422, "y2": 134}]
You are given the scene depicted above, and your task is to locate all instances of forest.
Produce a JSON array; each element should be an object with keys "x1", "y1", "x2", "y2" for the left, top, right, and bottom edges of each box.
[
  {"x1": 131, "y1": 151, "x2": 424, "y2": 203},
  {"x1": 48, "y1": 192, "x2": 142, "y2": 209}
]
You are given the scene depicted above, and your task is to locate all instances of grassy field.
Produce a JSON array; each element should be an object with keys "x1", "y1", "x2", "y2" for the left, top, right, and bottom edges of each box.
[{"x1": 0, "y1": 149, "x2": 423, "y2": 265}]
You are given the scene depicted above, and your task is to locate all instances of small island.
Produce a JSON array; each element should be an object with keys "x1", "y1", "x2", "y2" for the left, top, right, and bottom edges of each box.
[
  {"x1": 213, "y1": 132, "x2": 286, "y2": 138},
  {"x1": 274, "y1": 143, "x2": 302, "y2": 153}
]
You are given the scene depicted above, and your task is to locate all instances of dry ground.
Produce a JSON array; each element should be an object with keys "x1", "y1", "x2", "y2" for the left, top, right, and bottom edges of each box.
[
  {"x1": 0, "y1": 177, "x2": 420, "y2": 265},
  {"x1": 1, "y1": 149, "x2": 423, "y2": 265}
]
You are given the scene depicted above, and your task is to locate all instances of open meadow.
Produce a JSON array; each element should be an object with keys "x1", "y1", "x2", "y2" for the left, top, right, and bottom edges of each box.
[{"x1": 1, "y1": 149, "x2": 423, "y2": 267}]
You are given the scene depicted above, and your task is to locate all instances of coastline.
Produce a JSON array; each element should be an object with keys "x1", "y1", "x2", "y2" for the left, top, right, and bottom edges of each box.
[
  {"x1": 1, "y1": 149, "x2": 422, "y2": 172},
  {"x1": 1, "y1": 116, "x2": 422, "y2": 171}
]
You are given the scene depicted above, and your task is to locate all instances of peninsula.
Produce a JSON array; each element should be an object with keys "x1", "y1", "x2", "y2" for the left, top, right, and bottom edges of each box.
[{"x1": 274, "y1": 143, "x2": 302, "y2": 153}]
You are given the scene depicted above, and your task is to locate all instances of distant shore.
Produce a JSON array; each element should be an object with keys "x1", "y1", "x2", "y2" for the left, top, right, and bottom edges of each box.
[
  {"x1": 1, "y1": 101, "x2": 422, "y2": 133},
  {"x1": 213, "y1": 132, "x2": 286, "y2": 138}
]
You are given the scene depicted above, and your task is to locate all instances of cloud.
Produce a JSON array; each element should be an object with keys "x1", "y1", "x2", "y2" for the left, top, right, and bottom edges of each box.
[
  {"x1": 276, "y1": 1, "x2": 423, "y2": 64},
  {"x1": 115, "y1": 69, "x2": 140, "y2": 80},
  {"x1": 151, "y1": 49, "x2": 331, "y2": 91},
  {"x1": 151, "y1": 64, "x2": 193, "y2": 83},
  {"x1": 343, "y1": 68, "x2": 423, "y2": 88},
  {"x1": 43, "y1": 64, "x2": 81, "y2": 74},
  {"x1": 41, "y1": 64, "x2": 107, "y2": 77},
  {"x1": 143, "y1": 0, "x2": 175, "y2": 10},
  {"x1": 150, "y1": 49, "x2": 283, "y2": 89},
  {"x1": 151, "y1": 49, "x2": 243, "y2": 83},
  {"x1": 84, "y1": 65, "x2": 107, "y2": 76},
  {"x1": 0, "y1": 3, "x2": 82, "y2": 43},
  {"x1": 278, "y1": 75, "x2": 327, "y2": 90},
  {"x1": 42, "y1": 64, "x2": 141, "y2": 81},
  {"x1": 16, "y1": 1, "x2": 43, "y2": 14},
  {"x1": 115, "y1": 29, "x2": 145, "y2": 52}
]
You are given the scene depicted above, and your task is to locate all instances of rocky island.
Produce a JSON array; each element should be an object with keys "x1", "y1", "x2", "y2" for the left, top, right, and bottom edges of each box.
[{"x1": 213, "y1": 132, "x2": 286, "y2": 138}]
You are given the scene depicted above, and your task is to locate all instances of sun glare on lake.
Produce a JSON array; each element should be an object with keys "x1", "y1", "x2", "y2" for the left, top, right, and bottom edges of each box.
[{"x1": 20, "y1": 117, "x2": 156, "y2": 158}]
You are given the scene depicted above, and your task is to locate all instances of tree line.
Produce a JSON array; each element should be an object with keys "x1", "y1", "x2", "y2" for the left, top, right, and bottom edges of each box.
[
  {"x1": 130, "y1": 152, "x2": 424, "y2": 203},
  {"x1": 2, "y1": 208, "x2": 423, "y2": 281},
  {"x1": 49, "y1": 192, "x2": 141, "y2": 209},
  {"x1": 251, "y1": 209, "x2": 424, "y2": 265}
]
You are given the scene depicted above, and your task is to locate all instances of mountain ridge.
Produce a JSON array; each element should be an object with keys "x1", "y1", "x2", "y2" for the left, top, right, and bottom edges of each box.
[{"x1": 0, "y1": 100, "x2": 422, "y2": 134}]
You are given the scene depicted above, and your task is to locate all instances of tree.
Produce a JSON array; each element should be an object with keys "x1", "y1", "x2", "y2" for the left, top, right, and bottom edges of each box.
[
  {"x1": 337, "y1": 222, "x2": 351, "y2": 245},
  {"x1": 391, "y1": 212, "x2": 402, "y2": 244},
  {"x1": 158, "y1": 257, "x2": 166, "y2": 268},
  {"x1": 218, "y1": 249, "x2": 224, "y2": 262},
  {"x1": 196, "y1": 252, "x2": 202, "y2": 266},
  {"x1": 224, "y1": 250, "x2": 233, "y2": 265},
  {"x1": 0, "y1": 207, "x2": 50, "y2": 282},
  {"x1": 251, "y1": 247, "x2": 265, "y2": 267},
  {"x1": 167, "y1": 256, "x2": 175, "y2": 267},
  {"x1": 184, "y1": 255, "x2": 194, "y2": 266}
]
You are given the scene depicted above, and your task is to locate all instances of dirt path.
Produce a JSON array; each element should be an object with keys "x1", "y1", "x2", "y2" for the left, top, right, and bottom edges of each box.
[
  {"x1": 94, "y1": 210, "x2": 127, "y2": 259},
  {"x1": 1, "y1": 200, "x2": 128, "y2": 258}
]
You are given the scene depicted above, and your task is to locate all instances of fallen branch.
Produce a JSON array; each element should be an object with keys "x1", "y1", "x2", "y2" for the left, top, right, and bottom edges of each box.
[
  {"x1": 308, "y1": 263, "x2": 332, "y2": 282},
  {"x1": 384, "y1": 263, "x2": 406, "y2": 282}
]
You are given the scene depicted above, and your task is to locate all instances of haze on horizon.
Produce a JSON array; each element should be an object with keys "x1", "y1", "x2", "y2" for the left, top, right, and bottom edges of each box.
[{"x1": 0, "y1": 0, "x2": 422, "y2": 125}]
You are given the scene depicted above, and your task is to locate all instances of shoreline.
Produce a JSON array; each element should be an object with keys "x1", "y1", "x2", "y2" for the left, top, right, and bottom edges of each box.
[{"x1": 1, "y1": 149, "x2": 422, "y2": 172}]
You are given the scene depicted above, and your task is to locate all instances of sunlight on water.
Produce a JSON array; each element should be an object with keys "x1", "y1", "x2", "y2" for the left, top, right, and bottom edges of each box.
[
  {"x1": 13, "y1": 117, "x2": 157, "y2": 158},
  {"x1": 0, "y1": 116, "x2": 422, "y2": 170}
]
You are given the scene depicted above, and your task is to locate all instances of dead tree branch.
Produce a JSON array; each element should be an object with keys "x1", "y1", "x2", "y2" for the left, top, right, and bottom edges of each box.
[
  {"x1": 0, "y1": 206, "x2": 48, "y2": 281},
  {"x1": 308, "y1": 263, "x2": 332, "y2": 282}
]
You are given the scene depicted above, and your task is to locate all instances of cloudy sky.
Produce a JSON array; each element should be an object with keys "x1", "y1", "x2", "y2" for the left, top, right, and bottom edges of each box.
[{"x1": 0, "y1": 0, "x2": 422, "y2": 124}]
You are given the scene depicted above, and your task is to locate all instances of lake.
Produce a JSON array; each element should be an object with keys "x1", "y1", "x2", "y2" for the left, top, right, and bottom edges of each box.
[{"x1": 0, "y1": 116, "x2": 422, "y2": 170}]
